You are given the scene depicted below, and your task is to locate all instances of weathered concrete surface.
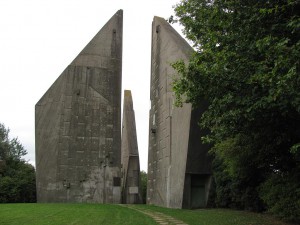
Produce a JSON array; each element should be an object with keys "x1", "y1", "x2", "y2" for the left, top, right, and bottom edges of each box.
[
  {"x1": 147, "y1": 17, "x2": 212, "y2": 209},
  {"x1": 121, "y1": 90, "x2": 142, "y2": 204},
  {"x1": 35, "y1": 10, "x2": 123, "y2": 203}
]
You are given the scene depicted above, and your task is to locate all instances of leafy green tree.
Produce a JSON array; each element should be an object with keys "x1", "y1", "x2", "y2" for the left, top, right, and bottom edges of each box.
[
  {"x1": 172, "y1": 0, "x2": 300, "y2": 221},
  {"x1": 0, "y1": 123, "x2": 27, "y2": 161},
  {"x1": 0, "y1": 123, "x2": 36, "y2": 203}
]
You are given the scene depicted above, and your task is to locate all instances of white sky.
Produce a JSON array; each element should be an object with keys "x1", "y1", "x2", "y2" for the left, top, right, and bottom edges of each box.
[{"x1": 0, "y1": 0, "x2": 184, "y2": 172}]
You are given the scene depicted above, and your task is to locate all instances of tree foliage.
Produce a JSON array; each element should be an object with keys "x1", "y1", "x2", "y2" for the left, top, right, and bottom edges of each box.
[
  {"x1": 0, "y1": 123, "x2": 27, "y2": 161},
  {"x1": 172, "y1": 0, "x2": 300, "y2": 221},
  {"x1": 0, "y1": 123, "x2": 36, "y2": 203}
]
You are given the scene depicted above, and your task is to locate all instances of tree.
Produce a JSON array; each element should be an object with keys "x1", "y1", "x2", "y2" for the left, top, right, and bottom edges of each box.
[
  {"x1": 172, "y1": 0, "x2": 300, "y2": 221},
  {"x1": 0, "y1": 123, "x2": 27, "y2": 161},
  {"x1": 0, "y1": 123, "x2": 36, "y2": 203}
]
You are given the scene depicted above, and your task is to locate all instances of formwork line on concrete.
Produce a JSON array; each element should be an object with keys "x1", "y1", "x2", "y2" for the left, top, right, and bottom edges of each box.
[{"x1": 121, "y1": 205, "x2": 189, "y2": 225}]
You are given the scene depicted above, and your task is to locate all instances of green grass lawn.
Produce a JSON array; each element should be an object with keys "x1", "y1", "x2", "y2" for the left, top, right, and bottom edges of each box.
[
  {"x1": 0, "y1": 204, "x2": 156, "y2": 225},
  {"x1": 136, "y1": 205, "x2": 291, "y2": 225},
  {"x1": 0, "y1": 203, "x2": 291, "y2": 225}
]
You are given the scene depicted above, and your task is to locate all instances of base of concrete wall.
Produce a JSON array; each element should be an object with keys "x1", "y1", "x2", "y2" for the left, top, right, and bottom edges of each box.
[{"x1": 182, "y1": 174, "x2": 212, "y2": 209}]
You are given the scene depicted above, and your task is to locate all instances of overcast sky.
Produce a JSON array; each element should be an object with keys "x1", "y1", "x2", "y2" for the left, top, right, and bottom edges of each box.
[{"x1": 0, "y1": 0, "x2": 185, "y2": 171}]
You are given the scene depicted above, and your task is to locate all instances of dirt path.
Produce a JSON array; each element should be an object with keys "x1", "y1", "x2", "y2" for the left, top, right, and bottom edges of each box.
[{"x1": 123, "y1": 205, "x2": 188, "y2": 225}]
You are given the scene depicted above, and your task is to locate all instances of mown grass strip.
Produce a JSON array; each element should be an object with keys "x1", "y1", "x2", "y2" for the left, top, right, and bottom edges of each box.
[
  {"x1": 135, "y1": 205, "x2": 291, "y2": 225},
  {"x1": 0, "y1": 203, "x2": 157, "y2": 225}
]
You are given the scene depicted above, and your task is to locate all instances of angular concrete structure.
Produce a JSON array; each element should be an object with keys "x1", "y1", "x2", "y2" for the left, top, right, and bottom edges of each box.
[
  {"x1": 147, "y1": 17, "x2": 212, "y2": 209},
  {"x1": 121, "y1": 90, "x2": 142, "y2": 204},
  {"x1": 35, "y1": 10, "x2": 123, "y2": 203}
]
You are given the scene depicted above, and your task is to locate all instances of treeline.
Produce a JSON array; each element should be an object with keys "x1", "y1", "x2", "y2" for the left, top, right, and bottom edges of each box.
[
  {"x1": 172, "y1": 0, "x2": 300, "y2": 222},
  {"x1": 0, "y1": 123, "x2": 36, "y2": 203}
]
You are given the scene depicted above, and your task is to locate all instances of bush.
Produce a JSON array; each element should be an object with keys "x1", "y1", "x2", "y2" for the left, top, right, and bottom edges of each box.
[
  {"x1": 259, "y1": 170, "x2": 300, "y2": 223},
  {"x1": 0, "y1": 158, "x2": 36, "y2": 203},
  {"x1": 0, "y1": 123, "x2": 36, "y2": 203}
]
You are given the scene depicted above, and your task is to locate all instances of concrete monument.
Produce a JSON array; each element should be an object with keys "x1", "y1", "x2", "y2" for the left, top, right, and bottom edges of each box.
[
  {"x1": 147, "y1": 16, "x2": 212, "y2": 209},
  {"x1": 121, "y1": 90, "x2": 142, "y2": 204},
  {"x1": 35, "y1": 10, "x2": 123, "y2": 203}
]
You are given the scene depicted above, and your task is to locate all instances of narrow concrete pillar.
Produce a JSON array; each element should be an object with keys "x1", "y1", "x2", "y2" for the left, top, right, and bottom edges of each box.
[
  {"x1": 147, "y1": 16, "x2": 212, "y2": 209},
  {"x1": 121, "y1": 90, "x2": 142, "y2": 204}
]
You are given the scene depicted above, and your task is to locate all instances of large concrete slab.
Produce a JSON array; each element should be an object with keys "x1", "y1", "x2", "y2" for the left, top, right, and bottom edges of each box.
[
  {"x1": 147, "y1": 17, "x2": 212, "y2": 209},
  {"x1": 35, "y1": 10, "x2": 123, "y2": 203},
  {"x1": 121, "y1": 90, "x2": 142, "y2": 204}
]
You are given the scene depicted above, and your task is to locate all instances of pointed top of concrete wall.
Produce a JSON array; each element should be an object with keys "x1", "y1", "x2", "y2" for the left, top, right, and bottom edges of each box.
[
  {"x1": 36, "y1": 10, "x2": 123, "y2": 106},
  {"x1": 124, "y1": 89, "x2": 132, "y2": 98},
  {"x1": 122, "y1": 89, "x2": 139, "y2": 156},
  {"x1": 124, "y1": 89, "x2": 133, "y2": 110},
  {"x1": 152, "y1": 16, "x2": 193, "y2": 55},
  {"x1": 71, "y1": 9, "x2": 123, "y2": 68}
]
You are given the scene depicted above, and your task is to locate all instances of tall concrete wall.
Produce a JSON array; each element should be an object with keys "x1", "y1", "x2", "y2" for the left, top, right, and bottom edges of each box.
[
  {"x1": 121, "y1": 90, "x2": 142, "y2": 204},
  {"x1": 147, "y1": 17, "x2": 212, "y2": 209},
  {"x1": 35, "y1": 10, "x2": 123, "y2": 203}
]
